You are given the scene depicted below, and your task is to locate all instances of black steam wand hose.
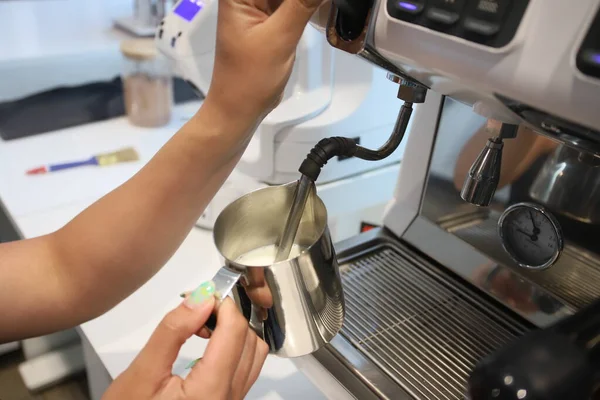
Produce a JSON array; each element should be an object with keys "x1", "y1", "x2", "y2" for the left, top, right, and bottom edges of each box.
[
  {"x1": 274, "y1": 101, "x2": 413, "y2": 261},
  {"x1": 298, "y1": 101, "x2": 413, "y2": 180}
]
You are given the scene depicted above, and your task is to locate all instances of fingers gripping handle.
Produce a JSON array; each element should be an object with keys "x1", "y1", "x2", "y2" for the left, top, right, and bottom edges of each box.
[
  {"x1": 203, "y1": 267, "x2": 264, "y2": 340},
  {"x1": 202, "y1": 267, "x2": 242, "y2": 331}
]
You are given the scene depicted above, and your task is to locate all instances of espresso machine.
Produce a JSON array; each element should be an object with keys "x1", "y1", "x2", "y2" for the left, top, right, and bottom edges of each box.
[{"x1": 291, "y1": 0, "x2": 600, "y2": 399}]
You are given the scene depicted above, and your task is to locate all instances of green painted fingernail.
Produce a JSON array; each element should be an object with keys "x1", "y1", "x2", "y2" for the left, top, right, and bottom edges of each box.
[
  {"x1": 179, "y1": 292, "x2": 186, "y2": 298},
  {"x1": 185, "y1": 358, "x2": 201, "y2": 369},
  {"x1": 189, "y1": 281, "x2": 216, "y2": 304}
]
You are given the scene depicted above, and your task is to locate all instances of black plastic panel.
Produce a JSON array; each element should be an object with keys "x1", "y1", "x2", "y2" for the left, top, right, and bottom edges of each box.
[
  {"x1": 577, "y1": 8, "x2": 600, "y2": 79},
  {"x1": 387, "y1": 0, "x2": 530, "y2": 48}
]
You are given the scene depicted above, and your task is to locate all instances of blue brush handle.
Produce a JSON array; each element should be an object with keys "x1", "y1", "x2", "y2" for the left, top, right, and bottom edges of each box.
[{"x1": 48, "y1": 157, "x2": 98, "y2": 172}]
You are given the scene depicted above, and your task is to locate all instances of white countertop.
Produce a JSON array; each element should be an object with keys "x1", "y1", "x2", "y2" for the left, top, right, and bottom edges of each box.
[{"x1": 0, "y1": 102, "x2": 327, "y2": 399}]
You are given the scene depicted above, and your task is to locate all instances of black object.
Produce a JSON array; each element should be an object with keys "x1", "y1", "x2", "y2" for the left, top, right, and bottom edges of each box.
[
  {"x1": 467, "y1": 298, "x2": 600, "y2": 400},
  {"x1": 387, "y1": 0, "x2": 529, "y2": 48},
  {"x1": 468, "y1": 331, "x2": 594, "y2": 400},
  {"x1": 499, "y1": 123, "x2": 518, "y2": 139},
  {"x1": 333, "y1": 0, "x2": 374, "y2": 41},
  {"x1": 0, "y1": 77, "x2": 202, "y2": 141},
  {"x1": 299, "y1": 137, "x2": 358, "y2": 181},
  {"x1": 577, "y1": 8, "x2": 600, "y2": 79},
  {"x1": 338, "y1": 137, "x2": 361, "y2": 161}
]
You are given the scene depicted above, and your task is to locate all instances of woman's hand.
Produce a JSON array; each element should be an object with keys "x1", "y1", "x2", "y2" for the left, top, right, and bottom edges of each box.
[
  {"x1": 205, "y1": 0, "x2": 323, "y2": 123},
  {"x1": 103, "y1": 297, "x2": 268, "y2": 400}
]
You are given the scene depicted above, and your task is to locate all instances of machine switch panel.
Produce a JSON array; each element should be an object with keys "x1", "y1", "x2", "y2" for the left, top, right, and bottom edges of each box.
[{"x1": 387, "y1": 0, "x2": 529, "y2": 48}]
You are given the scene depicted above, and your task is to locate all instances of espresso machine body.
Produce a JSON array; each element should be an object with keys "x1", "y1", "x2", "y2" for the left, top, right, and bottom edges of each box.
[{"x1": 304, "y1": 1, "x2": 600, "y2": 399}]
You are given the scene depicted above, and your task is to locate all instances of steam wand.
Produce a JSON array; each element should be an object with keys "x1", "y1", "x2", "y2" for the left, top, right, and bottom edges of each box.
[
  {"x1": 275, "y1": 79, "x2": 425, "y2": 262},
  {"x1": 460, "y1": 122, "x2": 519, "y2": 207}
]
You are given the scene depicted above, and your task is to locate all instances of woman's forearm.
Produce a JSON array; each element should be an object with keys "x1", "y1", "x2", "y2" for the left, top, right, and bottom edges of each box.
[{"x1": 49, "y1": 103, "x2": 256, "y2": 328}]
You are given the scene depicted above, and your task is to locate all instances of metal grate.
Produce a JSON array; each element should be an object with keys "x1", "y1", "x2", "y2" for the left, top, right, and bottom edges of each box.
[
  {"x1": 450, "y1": 215, "x2": 600, "y2": 309},
  {"x1": 340, "y1": 245, "x2": 530, "y2": 400}
]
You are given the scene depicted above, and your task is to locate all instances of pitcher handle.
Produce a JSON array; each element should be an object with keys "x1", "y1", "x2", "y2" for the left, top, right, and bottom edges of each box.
[{"x1": 204, "y1": 267, "x2": 265, "y2": 341}]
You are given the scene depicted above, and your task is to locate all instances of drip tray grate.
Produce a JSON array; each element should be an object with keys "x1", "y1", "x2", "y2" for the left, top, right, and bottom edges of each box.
[{"x1": 339, "y1": 244, "x2": 530, "y2": 400}]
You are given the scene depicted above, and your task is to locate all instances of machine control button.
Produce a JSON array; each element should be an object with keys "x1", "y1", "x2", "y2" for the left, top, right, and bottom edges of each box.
[
  {"x1": 576, "y1": 9, "x2": 600, "y2": 78},
  {"x1": 399, "y1": 1, "x2": 425, "y2": 14},
  {"x1": 463, "y1": 0, "x2": 510, "y2": 36},
  {"x1": 426, "y1": 7, "x2": 460, "y2": 25},
  {"x1": 429, "y1": 0, "x2": 466, "y2": 12},
  {"x1": 577, "y1": 49, "x2": 600, "y2": 77},
  {"x1": 464, "y1": 17, "x2": 500, "y2": 36},
  {"x1": 388, "y1": 0, "x2": 425, "y2": 19},
  {"x1": 469, "y1": 0, "x2": 511, "y2": 22},
  {"x1": 580, "y1": 49, "x2": 600, "y2": 66}
]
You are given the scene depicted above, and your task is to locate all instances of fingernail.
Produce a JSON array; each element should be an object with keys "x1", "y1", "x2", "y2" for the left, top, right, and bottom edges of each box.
[
  {"x1": 184, "y1": 281, "x2": 216, "y2": 309},
  {"x1": 185, "y1": 357, "x2": 201, "y2": 369}
]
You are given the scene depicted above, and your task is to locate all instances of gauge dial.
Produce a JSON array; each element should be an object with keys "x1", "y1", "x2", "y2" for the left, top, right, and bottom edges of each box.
[{"x1": 498, "y1": 203, "x2": 564, "y2": 270}]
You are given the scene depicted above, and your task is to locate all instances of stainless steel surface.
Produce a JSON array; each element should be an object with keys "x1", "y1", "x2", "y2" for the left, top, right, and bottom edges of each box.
[
  {"x1": 275, "y1": 175, "x2": 314, "y2": 262},
  {"x1": 529, "y1": 144, "x2": 600, "y2": 224},
  {"x1": 450, "y1": 215, "x2": 600, "y2": 311},
  {"x1": 386, "y1": 73, "x2": 402, "y2": 84},
  {"x1": 211, "y1": 267, "x2": 243, "y2": 299},
  {"x1": 497, "y1": 202, "x2": 564, "y2": 271},
  {"x1": 404, "y1": 216, "x2": 572, "y2": 329},
  {"x1": 320, "y1": 231, "x2": 530, "y2": 400},
  {"x1": 404, "y1": 96, "x2": 600, "y2": 329},
  {"x1": 460, "y1": 137, "x2": 503, "y2": 207},
  {"x1": 213, "y1": 183, "x2": 345, "y2": 358}
]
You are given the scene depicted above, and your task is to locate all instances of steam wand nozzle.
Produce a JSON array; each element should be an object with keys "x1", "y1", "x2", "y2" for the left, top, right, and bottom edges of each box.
[{"x1": 460, "y1": 123, "x2": 518, "y2": 207}]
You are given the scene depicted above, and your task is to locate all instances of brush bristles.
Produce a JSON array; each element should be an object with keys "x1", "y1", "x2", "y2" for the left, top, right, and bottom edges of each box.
[
  {"x1": 112, "y1": 148, "x2": 140, "y2": 162},
  {"x1": 97, "y1": 148, "x2": 140, "y2": 166}
]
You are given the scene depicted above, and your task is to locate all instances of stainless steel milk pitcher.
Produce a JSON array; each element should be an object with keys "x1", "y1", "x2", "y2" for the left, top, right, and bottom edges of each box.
[{"x1": 209, "y1": 182, "x2": 345, "y2": 358}]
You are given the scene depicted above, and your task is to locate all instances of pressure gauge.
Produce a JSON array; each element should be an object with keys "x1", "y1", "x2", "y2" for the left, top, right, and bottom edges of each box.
[{"x1": 498, "y1": 203, "x2": 564, "y2": 270}]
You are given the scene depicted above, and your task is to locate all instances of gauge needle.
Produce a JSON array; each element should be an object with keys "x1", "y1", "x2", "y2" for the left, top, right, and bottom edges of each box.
[
  {"x1": 516, "y1": 228, "x2": 532, "y2": 237},
  {"x1": 528, "y1": 211, "x2": 540, "y2": 233}
]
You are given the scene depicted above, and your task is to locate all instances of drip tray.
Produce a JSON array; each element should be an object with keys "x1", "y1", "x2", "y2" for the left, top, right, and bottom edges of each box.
[{"x1": 318, "y1": 232, "x2": 532, "y2": 400}]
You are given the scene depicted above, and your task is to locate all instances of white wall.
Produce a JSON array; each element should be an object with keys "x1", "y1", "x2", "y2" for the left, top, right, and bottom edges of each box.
[{"x1": 0, "y1": 1, "x2": 132, "y2": 101}]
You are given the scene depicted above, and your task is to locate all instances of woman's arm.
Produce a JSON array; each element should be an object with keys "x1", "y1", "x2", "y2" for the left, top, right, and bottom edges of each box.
[
  {"x1": 0, "y1": 102, "x2": 255, "y2": 342},
  {"x1": 0, "y1": 0, "x2": 318, "y2": 343}
]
